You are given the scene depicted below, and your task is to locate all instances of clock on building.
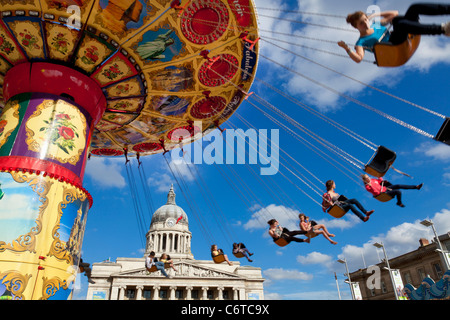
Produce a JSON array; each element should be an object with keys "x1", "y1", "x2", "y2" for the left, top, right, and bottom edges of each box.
[{"x1": 165, "y1": 218, "x2": 176, "y2": 228}]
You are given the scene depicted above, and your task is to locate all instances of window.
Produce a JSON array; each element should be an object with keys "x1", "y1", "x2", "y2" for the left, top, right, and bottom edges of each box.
[
  {"x1": 159, "y1": 290, "x2": 168, "y2": 299},
  {"x1": 433, "y1": 263, "x2": 443, "y2": 279},
  {"x1": 125, "y1": 289, "x2": 135, "y2": 300},
  {"x1": 403, "y1": 271, "x2": 412, "y2": 285},
  {"x1": 417, "y1": 268, "x2": 426, "y2": 281},
  {"x1": 223, "y1": 290, "x2": 229, "y2": 300},
  {"x1": 381, "y1": 281, "x2": 387, "y2": 293},
  {"x1": 143, "y1": 289, "x2": 152, "y2": 299},
  {"x1": 207, "y1": 290, "x2": 214, "y2": 300},
  {"x1": 191, "y1": 290, "x2": 199, "y2": 299},
  {"x1": 175, "y1": 289, "x2": 183, "y2": 299}
]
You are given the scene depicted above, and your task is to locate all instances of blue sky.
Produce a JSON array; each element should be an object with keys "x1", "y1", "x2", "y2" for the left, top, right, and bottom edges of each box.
[{"x1": 73, "y1": 0, "x2": 450, "y2": 300}]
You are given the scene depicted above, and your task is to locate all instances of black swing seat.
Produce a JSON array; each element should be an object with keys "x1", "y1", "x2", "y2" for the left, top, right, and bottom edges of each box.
[
  {"x1": 374, "y1": 34, "x2": 421, "y2": 67},
  {"x1": 364, "y1": 146, "x2": 396, "y2": 178},
  {"x1": 434, "y1": 117, "x2": 450, "y2": 146},
  {"x1": 374, "y1": 192, "x2": 393, "y2": 202}
]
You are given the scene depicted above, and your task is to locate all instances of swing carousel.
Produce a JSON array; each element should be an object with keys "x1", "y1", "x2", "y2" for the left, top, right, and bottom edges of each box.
[{"x1": 0, "y1": 0, "x2": 259, "y2": 300}]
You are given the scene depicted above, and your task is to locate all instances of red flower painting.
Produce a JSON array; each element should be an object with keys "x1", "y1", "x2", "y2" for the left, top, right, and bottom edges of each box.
[{"x1": 40, "y1": 112, "x2": 79, "y2": 155}]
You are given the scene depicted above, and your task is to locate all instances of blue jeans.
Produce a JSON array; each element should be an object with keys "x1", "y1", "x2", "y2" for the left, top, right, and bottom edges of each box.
[
  {"x1": 156, "y1": 261, "x2": 169, "y2": 277},
  {"x1": 340, "y1": 198, "x2": 369, "y2": 221},
  {"x1": 386, "y1": 184, "x2": 418, "y2": 205}
]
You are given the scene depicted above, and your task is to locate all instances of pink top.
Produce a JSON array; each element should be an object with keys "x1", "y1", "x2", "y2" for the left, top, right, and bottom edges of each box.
[{"x1": 365, "y1": 177, "x2": 386, "y2": 196}]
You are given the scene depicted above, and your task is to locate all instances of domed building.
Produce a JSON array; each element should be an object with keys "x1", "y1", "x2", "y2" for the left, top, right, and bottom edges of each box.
[
  {"x1": 86, "y1": 186, "x2": 265, "y2": 300},
  {"x1": 144, "y1": 185, "x2": 193, "y2": 260}
]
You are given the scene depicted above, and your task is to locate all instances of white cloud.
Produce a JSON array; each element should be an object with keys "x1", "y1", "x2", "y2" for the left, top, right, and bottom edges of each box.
[
  {"x1": 146, "y1": 157, "x2": 196, "y2": 193},
  {"x1": 263, "y1": 267, "x2": 314, "y2": 281},
  {"x1": 84, "y1": 157, "x2": 126, "y2": 188},
  {"x1": 297, "y1": 251, "x2": 333, "y2": 266},
  {"x1": 415, "y1": 142, "x2": 450, "y2": 162},
  {"x1": 243, "y1": 203, "x2": 300, "y2": 230}
]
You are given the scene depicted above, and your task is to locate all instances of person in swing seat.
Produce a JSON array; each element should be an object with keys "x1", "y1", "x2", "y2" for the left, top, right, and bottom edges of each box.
[
  {"x1": 322, "y1": 180, "x2": 374, "y2": 222},
  {"x1": 211, "y1": 244, "x2": 233, "y2": 266},
  {"x1": 232, "y1": 242, "x2": 254, "y2": 262},
  {"x1": 298, "y1": 213, "x2": 337, "y2": 245},
  {"x1": 361, "y1": 174, "x2": 423, "y2": 208},
  {"x1": 267, "y1": 219, "x2": 310, "y2": 244},
  {"x1": 146, "y1": 251, "x2": 171, "y2": 278},
  {"x1": 338, "y1": 3, "x2": 450, "y2": 63},
  {"x1": 160, "y1": 253, "x2": 178, "y2": 272}
]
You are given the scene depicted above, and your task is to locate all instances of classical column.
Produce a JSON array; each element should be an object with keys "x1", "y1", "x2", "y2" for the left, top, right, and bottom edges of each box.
[
  {"x1": 233, "y1": 288, "x2": 239, "y2": 300},
  {"x1": 0, "y1": 62, "x2": 106, "y2": 300},
  {"x1": 202, "y1": 286, "x2": 209, "y2": 300},
  {"x1": 111, "y1": 286, "x2": 120, "y2": 300},
  {"x1": 169, "y1": 286, "x2": 176, "y2": 300},
  {"x1": 118, "y1": 286, "x2": 126, "y2": 300},
  {"x1": 136, "y1": 285, "x2": 143, "y2": 300},
  {"x1": 217, "y1": 286, "x2": 224, "y2": 300},
  {"x1": 186, "y1": 286, "x2": 193, "y2": 300},
  {"x1": 152, "y1": 285, "x2": 160, "y2": 300}
]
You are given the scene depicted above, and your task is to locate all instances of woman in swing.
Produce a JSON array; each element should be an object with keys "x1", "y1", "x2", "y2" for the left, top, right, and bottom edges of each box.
[
  {"x1": 322, "y1": 180, "x2": 374, "y2": 222},
  {"x1": 298, "y1": 213, "x2": 337, "y2": 245},
  {"x1": 211, "y1": 244, "x2": 233, "y2": 266},
  {"x1": 338, "y1": 3, "x2": 450, "y2": 63},
  {"x1": 361, "y1": 174, "x2": 423, "y2": 207},
  {"x1": 267, "y1": 219, "x2": 310, "y2": 245}
]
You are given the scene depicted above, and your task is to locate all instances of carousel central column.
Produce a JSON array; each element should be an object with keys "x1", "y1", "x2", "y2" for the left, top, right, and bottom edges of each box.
[{"x1": 0, "y1": 62, "x2": 106, "y2": 300}]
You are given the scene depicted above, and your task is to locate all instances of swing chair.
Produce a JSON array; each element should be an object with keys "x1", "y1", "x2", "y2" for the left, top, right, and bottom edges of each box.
[
  {"x1": 374, "y1": 192, "x2": 393, "y2": 202},
  {"x1": 233, "y1": 252, "x2": 245, "y2": 258},
  {"x1": 434, "y1": 117, "x2": 450, "y2": 146},
  {"x1": 327, "y1": 204, "x2": 349, "y2": 219},
  {"x1": 364, "y1": 146, "x2": 396, "y2": 178},
  {"x1": 274, "y1": 237, "x2": 289, "y2": 247},
  {"x1": 212, "y1": 253, "x2": 226, "y2": 264},
  {"x1": 146, "y1": 263, "x2": 170, "y2": 273},
  {"x1": 374, "y1": 34, "x2": 421, "y2": 67}
]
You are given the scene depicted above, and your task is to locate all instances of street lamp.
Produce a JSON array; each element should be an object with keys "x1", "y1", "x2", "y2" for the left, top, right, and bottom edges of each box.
[
  {"x1": 420, "y1": 219, "x2": 450, "y2": 271},
  {"x1": 373, "y1": 242, "x2": 399, "y2": 300},
  {"x1": 337, "y1": 257, "x2": 354, "y2": 300}
]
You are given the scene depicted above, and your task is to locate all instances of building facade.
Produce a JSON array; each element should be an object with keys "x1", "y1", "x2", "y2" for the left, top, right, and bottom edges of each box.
[
  {"x1": 86, "y1": 186, "x2": 265, "y2": 300},
  {"x1": 348, "y1": 233, "x2": 450, "y2": 300}
]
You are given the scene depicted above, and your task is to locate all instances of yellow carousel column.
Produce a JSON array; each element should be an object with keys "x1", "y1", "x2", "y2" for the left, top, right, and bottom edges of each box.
[{"x1": 0, "y1": 62, "x2": 105, "y2": 300}]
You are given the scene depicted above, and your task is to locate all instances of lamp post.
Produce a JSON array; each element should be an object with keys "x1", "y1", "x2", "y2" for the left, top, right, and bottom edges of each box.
[
  {"x1": 420, "y1": 219, "x2": 450, "y2": 271},
  {"x1": 373, "y1": 242, "x2": 399, "y2": 300},
  {"x1": 337, "y1": 257, "x2": 354, "y2": 300},
  {"x1": 334, "y1": 272, "x2": 342, "y2": 300}
]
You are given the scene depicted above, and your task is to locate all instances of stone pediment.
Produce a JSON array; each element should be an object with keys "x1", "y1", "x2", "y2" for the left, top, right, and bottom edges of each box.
[{"x1": 112, "y1": 261, "x2": 241, "y2": 279}]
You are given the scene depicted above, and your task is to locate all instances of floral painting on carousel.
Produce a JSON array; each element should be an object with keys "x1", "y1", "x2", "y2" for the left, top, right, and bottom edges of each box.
[{"x1": 24, "y1": 99, "x2": 87, "y2": 166}]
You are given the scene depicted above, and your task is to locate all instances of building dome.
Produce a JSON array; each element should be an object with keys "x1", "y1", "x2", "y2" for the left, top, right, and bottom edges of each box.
[
  {"x1": 145, "y1": 185, "x2": 193, "y2": 259},
  {"x1": 149, "y1": 185, "x2": 188, "y2": 230}
]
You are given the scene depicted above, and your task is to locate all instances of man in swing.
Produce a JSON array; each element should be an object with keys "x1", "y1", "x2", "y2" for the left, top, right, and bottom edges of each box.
[{"x1": 338, "y1": 3, "x2": 450, "y2": 63}]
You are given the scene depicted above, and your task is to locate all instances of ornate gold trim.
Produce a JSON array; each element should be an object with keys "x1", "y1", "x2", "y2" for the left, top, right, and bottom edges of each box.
[
  {"x1": 0, "y1": 270, "x2": 32, "y2": 300},
  {"x1": 40, "y1": 276, "x2": 69, "y2": 300},
  {"x1": 0, "y1": 172, "x2": 52, "y2": 254}
]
